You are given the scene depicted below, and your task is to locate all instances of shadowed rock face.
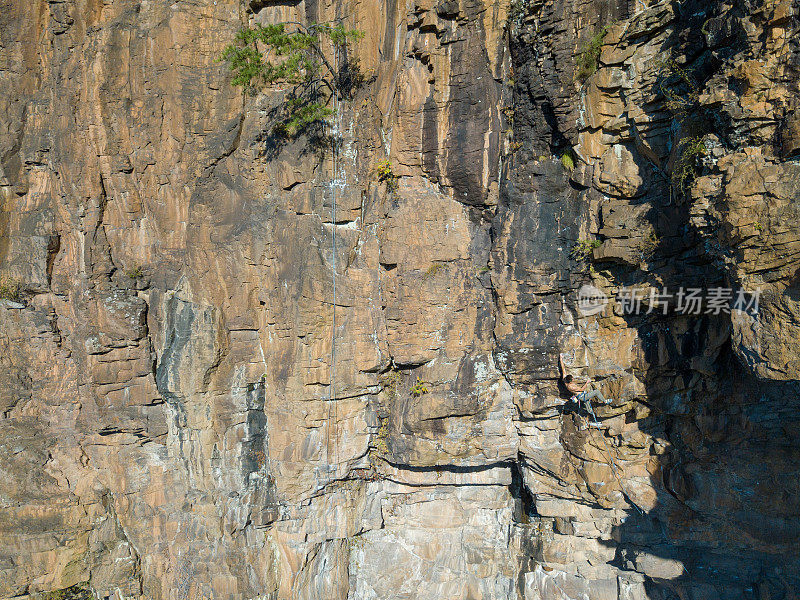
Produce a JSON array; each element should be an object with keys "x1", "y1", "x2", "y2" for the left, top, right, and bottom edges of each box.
[{"x1": 0, "y1": 0, "x2": 798, "y2": 597}]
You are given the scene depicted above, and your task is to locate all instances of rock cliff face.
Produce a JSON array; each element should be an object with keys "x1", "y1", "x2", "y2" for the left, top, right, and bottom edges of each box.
[{"x1": 1, "y1": 0, "x2": 799, "y2": 597}]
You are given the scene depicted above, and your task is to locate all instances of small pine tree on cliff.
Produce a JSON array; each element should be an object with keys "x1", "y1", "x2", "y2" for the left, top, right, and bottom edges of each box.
[{"x1": 219, "y1": 22, "x2": 363, "y2": 137}]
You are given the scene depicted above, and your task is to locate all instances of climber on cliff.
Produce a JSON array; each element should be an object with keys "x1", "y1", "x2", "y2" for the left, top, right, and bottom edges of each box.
[{"x1": 559, "y1": 353, "x2": 612, "y2": 424}]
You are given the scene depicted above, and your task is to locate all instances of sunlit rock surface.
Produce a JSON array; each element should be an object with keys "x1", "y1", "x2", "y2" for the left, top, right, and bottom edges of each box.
[{"x1": 0, "y1": 0, "x2": 798, "y2": 597}]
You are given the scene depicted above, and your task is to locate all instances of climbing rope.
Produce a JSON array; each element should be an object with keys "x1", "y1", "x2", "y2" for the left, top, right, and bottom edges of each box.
[{"x1": 325, "y1": 39, "x2": 341, "y2": 478}]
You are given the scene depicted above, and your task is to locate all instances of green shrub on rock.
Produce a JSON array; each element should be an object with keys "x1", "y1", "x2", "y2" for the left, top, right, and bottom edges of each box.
[
  {"x1": 0, "y1": 276, "x2": 21, "y2": 301},
  {"x1": 576, "y1": 26, "x2": 609, "y2": 82},
  {"x1": 671, "y1": 136, "x2": 707, "y2": 190},
  {"x1": 41, "y1": 584, "x2": 93, "y2": 600}
]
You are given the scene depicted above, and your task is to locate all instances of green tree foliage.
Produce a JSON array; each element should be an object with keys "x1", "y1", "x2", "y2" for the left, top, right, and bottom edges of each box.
[{"x1": 220, "y1": 22, "x2": 364, "y2": 136}]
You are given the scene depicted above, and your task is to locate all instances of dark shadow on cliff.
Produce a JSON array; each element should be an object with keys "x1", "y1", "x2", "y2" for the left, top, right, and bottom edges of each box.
[
  {"x1": 596, "y1": 314, "x2": 800, "y2": 598},
  {"x1": 590, "y1": 0, "x2": 800, "y2": 594},
  {"x1": 501, "y1": 0, "x2": 800, "y2": 593},
  {"x1": 557, "y1": 0, "x2": 800, "y2": 595}
]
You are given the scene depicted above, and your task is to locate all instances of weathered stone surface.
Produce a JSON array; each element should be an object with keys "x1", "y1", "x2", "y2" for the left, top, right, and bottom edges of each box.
[
  {"x1": 1, "y1": 0, "x2": 800, "y2": 597},
  {"x1": 498, "y1": 0, "x2": 800, "y2": 595}
]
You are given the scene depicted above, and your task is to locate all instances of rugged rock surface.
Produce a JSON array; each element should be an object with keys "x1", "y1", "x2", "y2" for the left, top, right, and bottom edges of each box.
[{"x1": 0, "y1": 0, "x2": 798, "y2": 598}]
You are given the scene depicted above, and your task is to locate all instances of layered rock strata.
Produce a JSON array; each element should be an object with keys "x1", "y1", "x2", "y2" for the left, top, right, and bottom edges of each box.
[{"x1": 0, "y1": 0, "x2": 798, "y2": 597}]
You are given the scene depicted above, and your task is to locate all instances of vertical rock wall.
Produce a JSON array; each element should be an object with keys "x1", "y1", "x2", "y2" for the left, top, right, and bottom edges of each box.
[{"x1": 0, "y1": 0, "x2": 798, "y2": 598}]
